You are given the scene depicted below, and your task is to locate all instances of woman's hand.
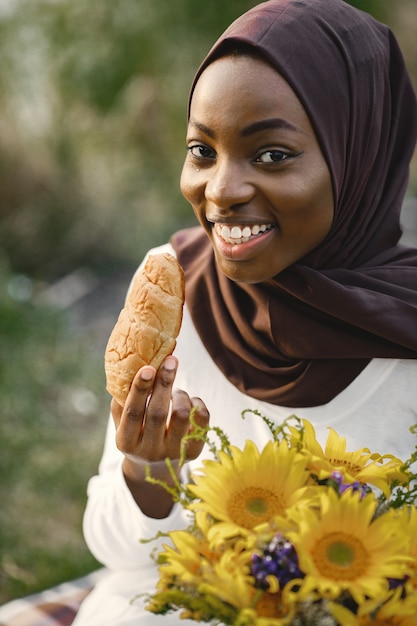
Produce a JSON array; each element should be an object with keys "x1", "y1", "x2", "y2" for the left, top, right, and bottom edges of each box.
[{"x1": 111, "y1": 355, "x2": 209, "y2": 518}]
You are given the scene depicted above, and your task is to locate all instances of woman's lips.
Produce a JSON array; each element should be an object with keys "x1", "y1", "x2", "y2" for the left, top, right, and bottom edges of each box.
[{"x1": 212, "y1": 222, "x2": 276, "y2": 260}]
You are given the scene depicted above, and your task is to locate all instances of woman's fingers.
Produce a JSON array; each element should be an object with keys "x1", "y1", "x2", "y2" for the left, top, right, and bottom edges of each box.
[
  {"x1": 139, "y1": 356, "x2": 178, "y2": 458},
  {"x1": 110, "y1": 397, "x2": 123, "y2": 427},
  {"x1": 115, "y1": 365, "x2": 156, "y2": 452},
  {"x1": 167, "y1": 392, "x2": 210, "y2": 460},
  {"x1": 116, "y1": 356, "x2": 178, "y2": 458},
  {"x1": 113, "y1": 355, "x2": 209, "y2": 464},
  {"x1": 165, "y1": 389, "x2": 196, "y2": 458},
  {"x1": 185, "y1": 397, "x2": 210, "y2": 460}
]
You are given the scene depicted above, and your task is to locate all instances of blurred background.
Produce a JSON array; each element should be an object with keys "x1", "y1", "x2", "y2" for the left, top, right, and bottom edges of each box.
[{"x1": 1, "y1": 0, "x2": 416, "y2": 604}]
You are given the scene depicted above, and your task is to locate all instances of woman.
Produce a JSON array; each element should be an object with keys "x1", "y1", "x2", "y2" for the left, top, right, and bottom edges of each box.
[{"x1": 73, "y1": 0, "x2": 417, "y2": 624}]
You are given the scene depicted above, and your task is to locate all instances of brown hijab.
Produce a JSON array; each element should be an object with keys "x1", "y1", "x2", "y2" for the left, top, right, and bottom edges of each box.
[{"x1": 171, "y1": 0, "x2": 417, "y2": 407}]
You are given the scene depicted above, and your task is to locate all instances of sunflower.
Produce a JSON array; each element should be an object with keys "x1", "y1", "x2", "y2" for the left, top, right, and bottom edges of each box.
[
  {"x1": 330, "y1": 587, "x2": 417, "y2": 626},
  {"x1": 149, "y1": 531, "x2": 254, "y2": 623},
  {"x1": 287, "y1": 488, "x2": 412, "y2": 606},
  {"x1": 397, "y1": 506, "x2": 417, "y2": 593},
  {"x1": 235, "y1": 606, "x2": 290, "y2": 626},
  {"x1": 155, "y1": 529, "x2": 213, "y2": 589},
  {"x1": 360, "y1": 592, "x2": 417, "y2": 625},
  {"x1": 187, "y1": 439, "x2": 312, "y2": 539},
  {"x1": 196, "y1": 547, "x2": 256, "y2": 610},
  {"x1": 358, "y1": 590, "x2": 417, "y2": 625},
  {"x1": 253, "y1": 590, "x2": 294, "y2": 624},
  {"x1": 289, "y1": 419, "x2": 408, "y2": 496}
]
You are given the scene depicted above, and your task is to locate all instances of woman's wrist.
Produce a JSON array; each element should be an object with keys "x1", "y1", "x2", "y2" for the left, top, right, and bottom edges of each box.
[{"x1": 122, "y1": 456, "x2": 181, "y2": 519}]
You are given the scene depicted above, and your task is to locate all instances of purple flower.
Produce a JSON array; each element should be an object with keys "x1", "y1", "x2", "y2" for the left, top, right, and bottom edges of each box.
[
  {"x1": 329, "y1": 471, "x2": 370, "y2": 499},
  {"x1": 388, "y1": 576, "x2": 408, "y2": 590},
  {"x1": 251, "y1": 533, "x2": 304, "y2": 590}
]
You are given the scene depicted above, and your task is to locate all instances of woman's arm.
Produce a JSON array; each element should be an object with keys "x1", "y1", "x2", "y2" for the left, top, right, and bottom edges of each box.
[{"x1": 82, "y1": 356, "x2": 209, "y2": 569}]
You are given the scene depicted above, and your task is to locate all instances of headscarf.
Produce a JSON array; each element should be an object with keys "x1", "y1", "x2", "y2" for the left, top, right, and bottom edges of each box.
[{"x1": 171, "y1": 0, "x2": 417, "y2": 407}]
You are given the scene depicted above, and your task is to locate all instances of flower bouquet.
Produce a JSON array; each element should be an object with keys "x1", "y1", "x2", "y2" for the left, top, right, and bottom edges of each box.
[{"x1": 144, "y1": 411, "x2": 417, "y2": 625}]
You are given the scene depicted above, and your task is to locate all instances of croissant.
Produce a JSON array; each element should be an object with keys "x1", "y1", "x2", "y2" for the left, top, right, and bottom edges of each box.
[{"x1": 104, "y1": 253, "x2": 185, "y2": 406}]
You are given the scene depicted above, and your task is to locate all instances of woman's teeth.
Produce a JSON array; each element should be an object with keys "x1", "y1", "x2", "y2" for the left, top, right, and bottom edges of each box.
[{"x1": 215, "y1": 223, "x2": 272, "y2": 244}]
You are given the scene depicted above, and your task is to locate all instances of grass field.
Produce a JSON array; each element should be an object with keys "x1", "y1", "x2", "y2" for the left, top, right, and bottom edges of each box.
[{"x1": 0, "y1": 261, "x2": 112, "y2": 604}]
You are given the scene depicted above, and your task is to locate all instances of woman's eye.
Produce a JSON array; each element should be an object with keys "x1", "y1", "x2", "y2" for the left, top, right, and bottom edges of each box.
[
  {"x1": 256, "y1": 150, "x2": 290, "y2": 164},
  {"x1": 188, "y1": 145, "x2": 215, "y2": 159}
]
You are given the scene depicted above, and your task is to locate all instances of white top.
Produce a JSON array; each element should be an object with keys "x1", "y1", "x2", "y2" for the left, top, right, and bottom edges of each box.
[{"x1": 73, "y1": 243, "x2": 417, "y2": 626}]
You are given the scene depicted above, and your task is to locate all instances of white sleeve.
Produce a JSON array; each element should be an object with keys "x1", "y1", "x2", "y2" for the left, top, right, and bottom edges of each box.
[
  {"x1": 82, "y1": 417, "x2": 190, "y2": 571},
  {"x1": 82, "y1": 241, "x2": 187, "y2": 571}
]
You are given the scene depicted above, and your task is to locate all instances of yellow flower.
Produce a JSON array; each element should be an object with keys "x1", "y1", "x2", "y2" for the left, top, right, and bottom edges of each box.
[
  {"x1": 187, "y1": 439, "x2": 312, "y2": 539},
  {"x1": 287, "y1": 488, "x2": 412, "y2": 606},
  {"x1": 196, "y1": 548, "x2": 255, "y2": 610},
  {"x1": 398, "y1": 506, "x2": 417, "y2": 593},
  {"x1": 157, "y1": 528, "x2": 258, "y2": 607},
  {"x1": 336, "y1": 586, "x2": 417, "y2": 625},
  {"x1": 156, "y1": 530, "x2": 213, "y2": 589},
  {"x1": 235, "y1": 606, "x2": 290, "y2": 626},
  {"x1": 253, "y1": 591, "x2": 294, "y2": 623},
  {"x1": 290, "y1": 419, "x2": 407, "y2": 496},
  {"x1": 152, "y1": 531, "x2": 254, "y2": 622}
]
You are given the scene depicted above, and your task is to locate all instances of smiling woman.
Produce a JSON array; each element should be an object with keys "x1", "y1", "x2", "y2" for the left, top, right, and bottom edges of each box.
[
  {"x1": 180, "y1": 53, "x2": 334, "y2": 283},
  {"x1": 71, "y1": 1, "x2": 417, "y2": 625}
]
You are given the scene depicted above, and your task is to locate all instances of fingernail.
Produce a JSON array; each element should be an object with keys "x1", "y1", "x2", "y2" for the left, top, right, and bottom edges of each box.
[
  {"x1": 164, "y1": 356, "x2": 177, "y2": 370},
  {"x1": 140, "y1": 366, "x2": 154, "y2": 381}
]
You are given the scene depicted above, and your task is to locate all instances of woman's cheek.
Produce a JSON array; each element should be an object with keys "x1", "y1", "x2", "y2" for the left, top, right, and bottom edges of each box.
[
  {"x1": 180, "y1": 164, "x2": 194, "y2": 204},
  {"x1": 180, "y1": 165, "x2": 204, "y2": 209}
]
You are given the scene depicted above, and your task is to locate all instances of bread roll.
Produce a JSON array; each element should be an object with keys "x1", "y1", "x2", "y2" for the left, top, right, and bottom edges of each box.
[{"x1": 104, "y1": 253, "x2": 185, "y2": 406}]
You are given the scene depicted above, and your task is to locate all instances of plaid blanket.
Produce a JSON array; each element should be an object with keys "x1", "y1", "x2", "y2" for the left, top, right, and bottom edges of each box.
[{"x1": 0, "y1": 570, "x2": 107, "y2": 626}]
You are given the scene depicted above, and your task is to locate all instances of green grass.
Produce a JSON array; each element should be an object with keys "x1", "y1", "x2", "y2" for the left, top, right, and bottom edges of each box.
[{"x1": 0, "y1": 263, "x2": 109, "y2": 604}]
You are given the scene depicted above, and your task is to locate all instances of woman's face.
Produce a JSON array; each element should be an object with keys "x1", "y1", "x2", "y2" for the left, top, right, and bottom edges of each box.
[{"x1": 180, "y1": 55, "x2": 334, "y2": 284}]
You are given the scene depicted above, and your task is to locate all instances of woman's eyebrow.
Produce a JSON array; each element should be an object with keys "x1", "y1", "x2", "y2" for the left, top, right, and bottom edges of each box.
[
  {"x1": 188, "y1": 119, "x2": 215, "y2": 138},
  {"x1": 241, "y1": 118, "x2": 299, "y2": 136},
  {"x1": 188, "y1": 117, "x2": 300, "y2": 138}
]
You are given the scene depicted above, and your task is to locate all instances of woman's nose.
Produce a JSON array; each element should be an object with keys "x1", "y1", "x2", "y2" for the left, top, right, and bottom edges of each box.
[{"x1": 205, "y1": 159, "x2": 254, "y2": 210}]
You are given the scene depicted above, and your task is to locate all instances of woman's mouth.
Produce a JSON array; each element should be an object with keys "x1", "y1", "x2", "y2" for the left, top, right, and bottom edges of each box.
[{"x1": 213, "y1": 223, "x2": 273, "y2": 245}]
